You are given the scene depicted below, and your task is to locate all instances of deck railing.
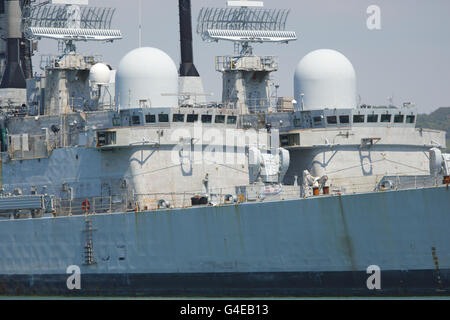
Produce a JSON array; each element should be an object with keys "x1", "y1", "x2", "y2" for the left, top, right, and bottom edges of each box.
[{"x1": 3, "y1": 174, "x2": 445, "y2": 219}]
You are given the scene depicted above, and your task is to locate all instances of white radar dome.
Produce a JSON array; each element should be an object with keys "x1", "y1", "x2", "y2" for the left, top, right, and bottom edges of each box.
[
  {"x1": 294, "y1": 49, "x2": 357, "y2": 110},
  {"x1": 115, "y1": 47, "x2": 178, "y2": 109},
  {"x1": 89, "y1": 63, "x2": 111, "y2": 84}
]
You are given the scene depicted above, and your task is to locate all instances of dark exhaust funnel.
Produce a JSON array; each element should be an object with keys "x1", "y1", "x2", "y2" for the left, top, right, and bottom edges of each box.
[
  {"x1": 0, "y1": 38, "x2": 26, "y2": 88},
  {"x1": 178, "y1": 0, "x2": 199, "y2": 77},
  {"x1": 0, "y1": 0, "x2": 26, "y2": 89}
]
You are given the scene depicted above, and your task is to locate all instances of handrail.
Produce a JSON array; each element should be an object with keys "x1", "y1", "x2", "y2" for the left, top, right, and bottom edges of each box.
[{"x1": 40, "y1": 174, "x2": 448, "y2": 218}]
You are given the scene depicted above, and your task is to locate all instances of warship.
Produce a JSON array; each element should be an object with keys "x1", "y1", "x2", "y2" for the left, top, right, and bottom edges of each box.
[{"x1": 0, "y1": 0, "x2": 449, "y2": 297}]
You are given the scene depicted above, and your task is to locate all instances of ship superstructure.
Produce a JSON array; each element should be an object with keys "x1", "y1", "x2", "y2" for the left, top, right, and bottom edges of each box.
[
  {"x1": 0, "y1": 0, "x2": 449, "y2": 297},
  {"x1": 266, "y1": 49, "x2": 447, "y2": 195},
  {"x1": 197, "y1": 0, "x2": 296, "y2": 114},
  {"x1": 0, "y1": 0, "x2": 290, "y2": 216}
]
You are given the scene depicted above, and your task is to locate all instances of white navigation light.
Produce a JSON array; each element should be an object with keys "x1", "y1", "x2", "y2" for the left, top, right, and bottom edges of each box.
[
  {"x1": 51, "y1": 0, "x2": 89, "y2": 4},
  {"x1": 115, "y1": 47, "x2": 178, "y2": 109},
  {"x1": 227, "y1": 1, "x2": 264, "y2": 7},
  {"x1": 294, "y1": 49, "x2": 357, "y2": 110}
]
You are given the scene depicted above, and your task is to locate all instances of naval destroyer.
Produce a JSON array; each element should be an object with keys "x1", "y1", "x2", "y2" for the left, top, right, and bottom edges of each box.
[{"x1": 0, "y1": 0, "x2": 449, "y2": 296}]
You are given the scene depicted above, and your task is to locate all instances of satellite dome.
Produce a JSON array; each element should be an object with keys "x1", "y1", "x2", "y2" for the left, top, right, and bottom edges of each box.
[
  {"x1": 115, "y1": 47, "x2": 178, "y2": 109},
  {"x1": 294, "y1": 49, "x2": 357, "y2": 110},
  {"x1": 89, "y1": 63, "x2": 111, "y2": 84}
]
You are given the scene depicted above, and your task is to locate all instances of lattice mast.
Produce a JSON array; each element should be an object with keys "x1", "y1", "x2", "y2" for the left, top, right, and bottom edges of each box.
[
  {"x1": 197, "y1": 0, "x2": 296, "y2": 114},
  {"x1": 21, "y1": 1, "x2": 122, "y2": 117}
]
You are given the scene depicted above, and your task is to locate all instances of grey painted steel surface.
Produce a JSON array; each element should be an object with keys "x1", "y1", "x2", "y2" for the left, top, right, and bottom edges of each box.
[{"x1": 0, "y1": 186, "x2": 449, "y2": 296}]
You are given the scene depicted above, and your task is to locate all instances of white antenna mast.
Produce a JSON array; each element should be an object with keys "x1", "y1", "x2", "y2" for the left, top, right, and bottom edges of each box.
[
  {"x1": 138, "y1": 0, "x2": 142, "y2": 47},
  {"x1": 196, "y1": 0, "x2": 296, "y2": 114}
]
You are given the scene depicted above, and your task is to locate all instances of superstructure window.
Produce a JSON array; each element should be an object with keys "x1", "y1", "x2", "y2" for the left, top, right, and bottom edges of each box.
[
  {"x1": 381, "y1": 114, "x2": 392, "y2": 122},
  {"x1": 280, "y1": 134, "x2": 300, "y2": 147},
  {"x1": 158, "y1": 114, "x2": 169, "y2": 123},
  {"x1": 313, "y1": 116, "x2": 322, "y2": 124},
  {"x1": 326, "y1": 116, "x2": 337, "y2": 124},
  {"x1": 145, "y1": 114, "x2": 156, "y2": 123},
  {"x1": 187, "y1": 114, "x2": 198, "y2": 122},
  {"x1": 227, "y1": 116, "x2": 237, "y2": 124},
  {"x1": 406, "y1": 115, "x2": 415, "y2": 124},
  {"x1": 173, "y1": 114, "x2": 185, "y2": 122},
  {"x1": 353, "y1": 115, "x2": 365, "y2": 123},
  {"x1": 132, "y1": 115, "x2": 141, "y2": 125},
  {"x1": 201, "y1": 114, "x2": 212, "y2": 123},
  {"x1": 394, "y1": 114, "x2": 404, "y2": 123},
  {"x1": 112, "y1": 116, "x2": 121, "y2": 126},
  {"x1": 339, "y1": 115, "x2": 350, "y2": 124},
  {"x1": 367, "y1": 114, "x2": 378, "y2": 123},
  {"x1": 215, "y1": 115, "x2": 225, "y2": 123},
  {"x1": 97, "y1": 131, "x2": 116, "y2": 147}
]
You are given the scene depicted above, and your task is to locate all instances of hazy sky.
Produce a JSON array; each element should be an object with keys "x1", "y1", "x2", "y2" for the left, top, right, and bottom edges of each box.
[{"x1": 33, "y1": 0, "x2": 450, "y2": 113}]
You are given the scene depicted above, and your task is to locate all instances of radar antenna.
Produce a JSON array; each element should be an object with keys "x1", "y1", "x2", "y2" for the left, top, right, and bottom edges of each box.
[
  {"x1": 197, "y1": 0, "x2": 297, "y2": 114},
  {"x1": 197, "y1": 0, "x2": 296, "y2": 55},
  {"x1": 22, "y1": 0, "x2": 122, "y2": 54}
]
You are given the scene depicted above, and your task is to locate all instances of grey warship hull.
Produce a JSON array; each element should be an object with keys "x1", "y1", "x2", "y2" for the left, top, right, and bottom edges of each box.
[{"x1": 0, "y1": 186, "x2": 449, "y2": 297}]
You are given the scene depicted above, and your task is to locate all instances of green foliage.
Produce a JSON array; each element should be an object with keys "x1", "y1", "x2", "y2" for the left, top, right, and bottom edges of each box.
[{"x1": 416, "y1": 107, "x2": 450, "y2": 151}]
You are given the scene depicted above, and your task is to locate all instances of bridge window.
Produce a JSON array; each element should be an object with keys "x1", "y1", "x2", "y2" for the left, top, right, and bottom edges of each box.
[
  {"x1": 158, "y1": 114, "x2": 169, "y2": 123},
  {"x1": 132, "y1": 115, "x2": 141, "y2": 125},
  {"x1": 353, "y1": 115, "x2": 365, "y2": 123},
  {"x1": 227, "y1": 116, "x2": 237, "y2": 124},
  {"x1": 406, "y1": 115, "x2": 415, "y2": 124},
  {"x1": 173, "y1": 114, "x2": 185, "y2": 122},
  {"x1": 367, "y1": 114, "x2": 378, "y2": 123},
  {"x1": 201, "y1": 114, "x2": 213, "y2": 123},
  {"x1": 215, "y1": 115, "x2": 226, "y2": 124},
  {"x1": 145, "y1": 114, "x2": 156, "y2": 123},
  {"x1": 394, "y1": 114, "x2": 404, "y2": 123},
  {"x1": 381, "y1": 114, "x2": 392, "y2": 122},
  {"x1": 187, "y1": 114, "x2": 198, "y2": 123},
  {"x1": 326, "y1": 116, "x2": 337, "y2": 124},
  {"x1": 339, "y1": 115, "x2": 350, "y2": 124},
  {"x1": 313, "y1": 116, "x2": 322, "y2": 124}
]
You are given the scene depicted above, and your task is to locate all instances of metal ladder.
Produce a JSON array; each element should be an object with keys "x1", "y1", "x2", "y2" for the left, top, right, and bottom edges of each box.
[{"x1": 83, "y1": 215, "x2": 96, "y2": 265}]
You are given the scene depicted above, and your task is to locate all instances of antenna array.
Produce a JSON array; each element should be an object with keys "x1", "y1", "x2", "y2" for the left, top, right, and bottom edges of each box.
[
  {"x1": 197, "y1": 1, "x2": 296, "y2": 54},
  {"x1": 22, "y1": 0, "x2": 122, "y2": 52}
]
